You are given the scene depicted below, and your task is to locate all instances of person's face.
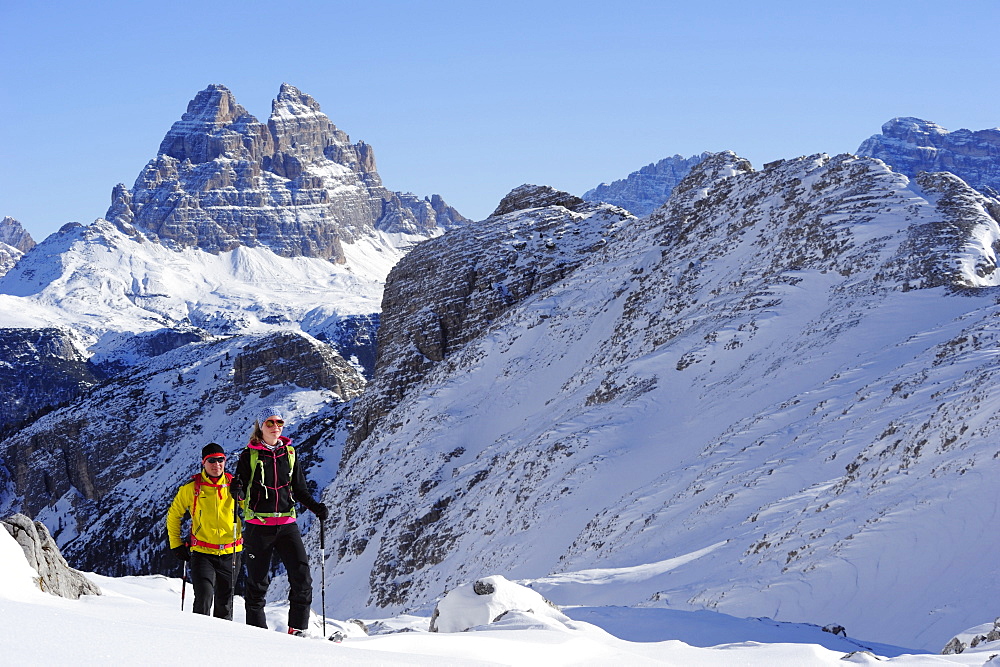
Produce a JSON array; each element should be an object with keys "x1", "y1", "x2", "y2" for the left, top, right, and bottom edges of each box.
[
  {"x1": 203, "y1": 454, "x2": 226, "y2": 477},
  {"x1": 262, "y1": 416, "x2": 284, "y2": 442}
]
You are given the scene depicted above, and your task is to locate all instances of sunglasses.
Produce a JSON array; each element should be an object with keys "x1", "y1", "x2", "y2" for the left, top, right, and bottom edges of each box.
[
  {"x1": 204, "y1": 456, "x2": 226, "y2": 464},
  {"x1": 264, "y1": 419, "x2": 285, "y2": 428}
]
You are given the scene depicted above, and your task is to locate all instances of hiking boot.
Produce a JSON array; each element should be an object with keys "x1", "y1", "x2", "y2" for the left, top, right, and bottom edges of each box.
[{"x1": 288, "y1": 627, "x2": 308, "y2": 637}]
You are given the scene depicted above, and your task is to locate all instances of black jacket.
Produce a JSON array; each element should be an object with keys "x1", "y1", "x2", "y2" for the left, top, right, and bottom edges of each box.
[{"x1": 234, "y1": 436, "x2": 321, "y2": 521}]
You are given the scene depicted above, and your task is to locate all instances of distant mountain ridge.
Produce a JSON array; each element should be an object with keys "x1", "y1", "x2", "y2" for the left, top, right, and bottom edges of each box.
[
  {"x1": 857, "y1": 117, "x2": 1000, "y2": 195},
  {"x1": 582, "y1": 153, "x2": 711, "y2": 216}
]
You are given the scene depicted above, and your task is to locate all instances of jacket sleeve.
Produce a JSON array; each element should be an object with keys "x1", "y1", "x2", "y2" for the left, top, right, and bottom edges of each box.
[
  {"x1": 234, "y1": 449, "x2": 250, "y2": 497},
  {"x1": 165, "y1": 484, "x2": 192, "y2": 549},
  {"x1": 291, "y1": 458, "x2": 323, "y2": 513}
]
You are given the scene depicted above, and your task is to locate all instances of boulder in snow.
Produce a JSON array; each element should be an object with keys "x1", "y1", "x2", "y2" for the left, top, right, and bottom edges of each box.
[
  {"x1": 1, "y1": 514, "x2": 101, "y2": 599},
  {"x1": 429, "y1": 575, "x2": 567, "y2": 633}
]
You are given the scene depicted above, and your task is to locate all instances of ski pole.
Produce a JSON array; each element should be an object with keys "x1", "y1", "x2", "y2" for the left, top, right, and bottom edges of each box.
[
  {"x1": 181, "y1": 559, "x2": 188, "y2": 611},
  {"x1": 320, "y1": 518, "x2": 327, "y2": 638},
  {"x1": 231, "y1": 487, "x2": 241, "y2": 621}
]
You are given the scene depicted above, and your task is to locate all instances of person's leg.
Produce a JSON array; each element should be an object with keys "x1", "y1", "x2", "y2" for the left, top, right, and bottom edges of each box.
[
  {"x1": 242, "y1": 524, "x2": 275, "y2": 628},
  {"x1": 189, "y1": 552, "x2": 215, "y2": 616},
  {"x1": 213, "y1": 552, "x2": 241, "y2": 620},
  {"x1": 274, "y1": 524, "x2": 313, "y2": 631}
]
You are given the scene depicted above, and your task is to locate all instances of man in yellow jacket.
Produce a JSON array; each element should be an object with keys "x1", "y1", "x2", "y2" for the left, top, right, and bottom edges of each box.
[{"x1": 166, "y1": 443, "x2": 243, "y2": 619}]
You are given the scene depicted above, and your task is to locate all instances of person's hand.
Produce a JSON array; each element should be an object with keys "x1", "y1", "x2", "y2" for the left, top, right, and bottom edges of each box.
[
  {"x1": 313, "y1": 504, "x2": 329, "y2": 521},
  {"x1": 172, "y1": 545, "x2": 190, "y2": 561},
  {"x1": 230, "y1": 478, "x2": 243, "y2": 501}
]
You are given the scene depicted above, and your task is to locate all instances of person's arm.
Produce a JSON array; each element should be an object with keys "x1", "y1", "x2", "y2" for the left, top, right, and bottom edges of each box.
[
  {"x1": 291, "y1": 458, "x2": 328, "y2": 519},
  {"x1": 165, "y1": 484, "x2": 191, "y2": 549}
]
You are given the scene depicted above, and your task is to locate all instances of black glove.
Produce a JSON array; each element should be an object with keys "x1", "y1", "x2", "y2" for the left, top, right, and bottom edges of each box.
[
  {"x1": 312, "y1": 504, "x2": 329, "y2": 521},
  {"x1": 230, "y1": 478, "x2": 244, "y2": 501},
  {"x1": 172, "y1": 545, "x2": 190, "y2": 562}
]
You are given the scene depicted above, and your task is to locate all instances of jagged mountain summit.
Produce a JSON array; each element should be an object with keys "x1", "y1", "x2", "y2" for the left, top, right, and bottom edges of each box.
[
  {"x1": 313, "y1": 150, "x2": 1000, "y2": 650},
  {"x1": 106, "y1": 83, "x2": 467, "y2": 260},
  {"x1": 857, "y1": 117, "x2": 1000, "y2": 195},
  {"x1": 0, "y1": 217, "x2": 35, "y2": 276},
  {"x1": 582, "y1": 153, "x2": 710, "y2": 216}
]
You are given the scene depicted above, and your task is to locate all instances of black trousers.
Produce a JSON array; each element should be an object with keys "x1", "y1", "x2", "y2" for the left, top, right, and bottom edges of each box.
[
  {"x1": 189, "y1": 551, "x2": 241, "y2": 619},
  {"x1": 242, "y1": 522, "x2": 313, "y2": 630}
]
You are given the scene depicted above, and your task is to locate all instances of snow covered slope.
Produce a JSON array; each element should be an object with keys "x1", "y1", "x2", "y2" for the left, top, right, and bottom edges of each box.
[{"x1": 315, "y1": 151, "x2": 1000, "y2": 651}]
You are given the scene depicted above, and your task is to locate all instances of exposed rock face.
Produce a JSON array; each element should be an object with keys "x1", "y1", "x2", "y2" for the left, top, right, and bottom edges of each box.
[
  {"x1": 0, "y1": 216, "x2": 36, "y2": 276},
  {"x1": 0, "y1": 327, "x2": 105, "y2": 431},
  {"x1": 346, "y1": 186, "x2": 633, "y2": 460},
  {"x1": 583, "y1": 153, "x2": 710, "y2": 216},
  {"x1": 491, "y1": 184, "x2": 587, "y2": 217},
  {"x1": 857, "y1": 117, "x2": 1000, "y2": 194},
  {"x1": 232, "y1": 331, "x2": 366, "y2": 401},
  {"x1": 1, "y1": 514, "x2": 101, "y2": 598},
  {"x1": 106, "y1": 83, "x2": 467, "y2": 259},
  {"x1": 0, "y1": 330, "x2": 363, "y2": 577},
  {"x1": 0, "y1": 216, "x2": 36, "y2": 253}
]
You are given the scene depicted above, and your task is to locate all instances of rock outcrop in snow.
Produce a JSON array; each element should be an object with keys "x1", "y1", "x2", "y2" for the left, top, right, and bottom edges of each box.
[
  {"x1": 429, "y1": 575, "x2": 566, "y2": 633},
  {"x1": 1, "y1": 514, "x2": 100, "y2": 599}
]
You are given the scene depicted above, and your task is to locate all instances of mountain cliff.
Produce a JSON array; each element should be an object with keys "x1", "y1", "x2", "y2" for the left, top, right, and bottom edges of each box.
[
  {"x1": 105, "y1": 83, "x2": 467, "y2": 259},
  {"x1": 314, "y1": 151, "x2": 1000, "y2": 650},
  {"x1": 582, "y1": 153, "x2": 710, "y2": 216},
  {"x1": 857, "y1": 117, "x2": 1000, "y2": 195},
  {"x1": 0, "y1": 217, "x2": 36, "y2": 276}
]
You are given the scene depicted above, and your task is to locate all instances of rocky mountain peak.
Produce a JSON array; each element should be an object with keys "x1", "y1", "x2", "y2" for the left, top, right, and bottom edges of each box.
[
  {"x1": 857, "y1": 117, "x2": 1000, "y2": 194},
  {"x1": 0, "y1": 217, "x2": 36, "y2": 277},
  {"x1": 107, "y1": 83, "x2": 467, "y2": 258},
  {"x1": 0, "y1": 217, "x2": 36, "y2": 253},
  {"x1": 157, "y1": 84, "x2": 271, "y2": 165},
  {"x1": 491, "y1": 184, "x2": 586, "y2": 217}
]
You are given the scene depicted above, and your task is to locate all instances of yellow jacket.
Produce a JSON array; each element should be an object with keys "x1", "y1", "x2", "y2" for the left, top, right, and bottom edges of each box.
[{"x1": 166, "y1": 471, "x2": 243, "y2": 555}]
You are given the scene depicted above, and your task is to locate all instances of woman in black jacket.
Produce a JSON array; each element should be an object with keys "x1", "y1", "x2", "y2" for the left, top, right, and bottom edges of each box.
[{"x1": 233, "y1": 406, "x2": 328, "y2": 636}]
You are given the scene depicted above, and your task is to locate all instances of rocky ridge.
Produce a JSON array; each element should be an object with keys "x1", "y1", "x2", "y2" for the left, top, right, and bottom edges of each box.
[
  {"x1": 346, "y1": 184, "x2": 634, "y2": 458},
  {"x1": 312, "y1": 151, "x2": 1000, "y2": 649}
]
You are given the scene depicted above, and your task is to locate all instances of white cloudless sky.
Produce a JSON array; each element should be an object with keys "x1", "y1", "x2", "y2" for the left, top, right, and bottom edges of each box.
[{"x1": 2, "y1": 0, "x2": 998, "y2": 239}]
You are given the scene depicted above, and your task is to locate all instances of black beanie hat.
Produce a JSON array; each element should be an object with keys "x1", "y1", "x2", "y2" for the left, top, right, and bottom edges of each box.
[{"x1": 201, "y1": 442, "x2": 225, "y2": 460}]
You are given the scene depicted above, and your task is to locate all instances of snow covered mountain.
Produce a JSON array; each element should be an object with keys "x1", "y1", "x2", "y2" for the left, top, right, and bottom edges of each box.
[
  {"x1": 858, "y1": 117, "x2": 1000, "y2": 195},
  {"x1": 312, "y1": 150, "x2": 1000, "y2": 651},
  {"x1": 0, "y1": 83, "x2": 466, "y2": 432},
  {"x1": 582, "y1": 153, "x2": 710, "y2": 216}
]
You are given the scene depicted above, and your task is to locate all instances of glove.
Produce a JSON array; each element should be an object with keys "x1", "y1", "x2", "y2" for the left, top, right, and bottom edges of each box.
[
  {"x1": 312, "y1": 504, "x2": 329, "y2": 521},
  {"x1": 172, "y1": 545, "x2": 190, "y2": 562},
  {"x1": 230, "y1": 478, "x2": 244, "y2": 501}
]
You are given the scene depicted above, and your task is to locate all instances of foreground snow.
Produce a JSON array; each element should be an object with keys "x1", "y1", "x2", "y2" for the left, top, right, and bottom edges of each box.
[{"x1": 5, "y1": 527, "x2": 1000, "y2": 667}]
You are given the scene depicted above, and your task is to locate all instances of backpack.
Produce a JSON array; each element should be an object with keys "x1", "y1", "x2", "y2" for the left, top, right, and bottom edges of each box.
[{"x1": 241, "y1": 444, "x2": 297, "y2": 521}]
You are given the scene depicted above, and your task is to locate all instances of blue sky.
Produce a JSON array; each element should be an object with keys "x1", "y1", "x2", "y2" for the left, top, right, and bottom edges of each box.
[{"x1": 3, "y1": 1, "x2": 998, "y2": 239}]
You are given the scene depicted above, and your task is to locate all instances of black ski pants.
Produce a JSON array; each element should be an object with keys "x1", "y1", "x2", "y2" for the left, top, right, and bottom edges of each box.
[
  {"x1": 242, "y1": 522, "x2": 313, "y2": 631},
  {"x1": 189, "y1": 550, "x2": 241, "y2": 619}
]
